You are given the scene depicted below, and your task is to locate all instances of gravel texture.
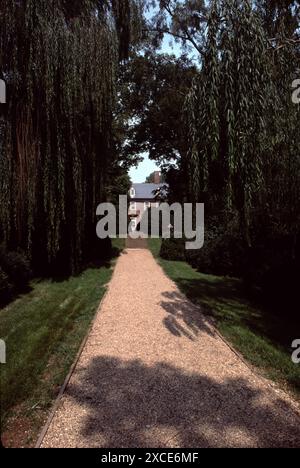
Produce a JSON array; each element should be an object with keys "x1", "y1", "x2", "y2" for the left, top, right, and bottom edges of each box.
[{"x1": 41, "y1": 249, "x2": 300, "y2": 448}]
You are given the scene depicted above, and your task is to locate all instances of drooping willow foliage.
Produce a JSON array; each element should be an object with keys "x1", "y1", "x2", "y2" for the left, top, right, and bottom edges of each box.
[
  {"x1": 0, "y1": 0, "x2": 141, "y2": 274},
  {"x1": 186, "y1": 0, "x2": 300, "y2": 245}
]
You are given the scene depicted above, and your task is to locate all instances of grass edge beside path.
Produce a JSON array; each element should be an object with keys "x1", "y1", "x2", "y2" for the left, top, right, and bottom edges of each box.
[
  {"x1": 0, "y1": 240, "x2": 124, "y2": 448},
  {"x1": 148, "y1": 239, "x2": 300, "y2": 400}
]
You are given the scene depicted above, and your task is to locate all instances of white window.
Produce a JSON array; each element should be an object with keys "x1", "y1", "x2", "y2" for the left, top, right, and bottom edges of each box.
[
  {"x1": 130, "y1": 202, "x2": 136, "y2": 211},
  {"x1": 144, "y1": 201, "x2": 151, "y2": 210},
  {"x1": 129, "y1": 188, "x2": 135, "y2": 198}
]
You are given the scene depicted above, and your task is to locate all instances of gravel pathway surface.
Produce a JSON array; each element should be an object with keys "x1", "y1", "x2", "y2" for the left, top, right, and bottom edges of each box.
[{"x1": 41, "y1": 249, "x2": 300, "y2": 448}]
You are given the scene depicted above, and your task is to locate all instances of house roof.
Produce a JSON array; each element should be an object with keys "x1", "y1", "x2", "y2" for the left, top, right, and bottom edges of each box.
[{"x1": 131, "y1": 183, "x2": 167, "y2": 200}]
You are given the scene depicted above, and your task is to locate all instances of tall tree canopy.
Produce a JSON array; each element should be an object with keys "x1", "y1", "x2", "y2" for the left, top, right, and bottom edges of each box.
[
  {"x1": 0, "y1": 0, "x2": 142, "y2": 274},
  {"x1": 118, "y1": 52, "x2": 197, "y2": 201},
  {"x1": 186, "y1": 0, "x2": 299, "y2": 240},
  {"x1": 138, "y1": 0, "x2": 300, "y2": 310},
  {"x1": 146, "y1": 0, "x2": 207, "y2": 58},
  {"x1": 120, "y1": 53, "x2": 196, "y2": 162},
  {"x1": 143, "y1": 0, "x2": 300, "y2": 246}
]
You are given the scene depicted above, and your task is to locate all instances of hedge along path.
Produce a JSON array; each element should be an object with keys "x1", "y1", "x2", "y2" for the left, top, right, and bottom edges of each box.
[{"x1": 40, "y1": 249, "x2": 300, "y2": 448}]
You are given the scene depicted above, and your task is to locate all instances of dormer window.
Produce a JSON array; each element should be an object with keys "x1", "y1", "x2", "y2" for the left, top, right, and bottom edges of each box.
[{"x1": 129, "y1": 187, "x2": 135, "y2": 199}]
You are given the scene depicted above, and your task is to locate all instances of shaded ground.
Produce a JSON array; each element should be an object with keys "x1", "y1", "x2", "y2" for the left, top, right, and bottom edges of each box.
[
  {"x1": 41, "y1": 249, "x2": 300, "y2": 448},
  {"x1": 148, "y1": 238, "x2": 300, "y2": 396}
]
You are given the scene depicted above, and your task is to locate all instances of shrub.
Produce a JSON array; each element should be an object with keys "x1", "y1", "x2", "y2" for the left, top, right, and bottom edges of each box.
[
  {"x1": 160, "y1": 238, "x2": 186, "y2": 261},
  {"x1": 185, "y1": 227, "x2": 246, "y2": 277},
  {"x1": 185, "y1": 224, "x2": 300, "y2": 318},
  {"x1": 0, "y1": 267, "x2": 13, "y2": 305},
  {"x1": 243, "y1": 234, "x2": 300, "y2": 316},
  {"x1": 0, "y1": 245, "x2": 31, "y2": 292},
  {"x1": 260, "y1": 260, "x2": 299, "y2": 316}
]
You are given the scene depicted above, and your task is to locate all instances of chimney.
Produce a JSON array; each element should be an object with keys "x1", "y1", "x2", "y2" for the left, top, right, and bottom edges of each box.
[{"x1": 154, "y1": 171, "x2": 161, "y2": 184}]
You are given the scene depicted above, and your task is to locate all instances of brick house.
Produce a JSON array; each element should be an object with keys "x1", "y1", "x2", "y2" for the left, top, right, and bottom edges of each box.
[{"x1": 128, "y1": 171, "x2": 167, "y2": 231}]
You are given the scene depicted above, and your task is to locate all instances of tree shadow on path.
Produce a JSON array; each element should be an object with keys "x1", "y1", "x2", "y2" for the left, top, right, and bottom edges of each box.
[
  {"x1": 160, "y1": 291, "x2": 215, "y2": 340},
  {"x1": 66, "y1": 356, "x2": 300, "y2": 448}
]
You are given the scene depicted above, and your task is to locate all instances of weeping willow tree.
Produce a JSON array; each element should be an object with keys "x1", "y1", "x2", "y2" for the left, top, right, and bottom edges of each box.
[
  {"x1": 186, "y1": 0, "x2": 300, "y2": 246},
  {"x1": 0, "y1": 0, "x2": 141, "y2": 274},
  {"x1": 185, "y1": 0, "x2": 220, "y2": 202},
  {"x1": 261, "y1": 11, "x2": 300, "y2": 255}
]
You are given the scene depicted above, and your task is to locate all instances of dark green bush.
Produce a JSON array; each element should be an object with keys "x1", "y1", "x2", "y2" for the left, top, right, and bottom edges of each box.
[
  {"x1": 160, "y1": 238, "x2": 186, "y2": 261},
  {"x1": 159, "y1": 213, "x2": 300, "y2": 318},
  {"x1": 243, "y1": 234, "x2": 300, "y2": 315},
  {"x1": 0, "y1": 245, "x2": 31, "y2": 293},
  {"x1": 185, "y1": 227, "x2": 246, "y2": 277},
  {"x1": 0, "y1": 267, "x2": 13, "y2": 305},
  {"x1": 185, "y1": 225, "x2": 300, "y2": 317}
]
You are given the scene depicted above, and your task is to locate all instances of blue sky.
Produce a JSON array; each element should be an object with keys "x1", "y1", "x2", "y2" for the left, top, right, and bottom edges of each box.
[{"x1": 129, "y1": 153, "x2": 161, "y2": 183}]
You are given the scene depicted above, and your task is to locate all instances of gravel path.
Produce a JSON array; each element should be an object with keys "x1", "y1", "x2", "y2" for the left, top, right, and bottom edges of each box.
[{"x1": 41, "y1": 249, "x2": 300, "y2": 448}]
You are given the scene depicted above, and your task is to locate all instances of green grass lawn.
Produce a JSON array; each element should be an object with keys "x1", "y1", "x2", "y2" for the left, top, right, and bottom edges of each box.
[
  {"x1": 148, "y1": 239, "x2": 300, "y2": 398},
  {"x1": 0, "y1": 241, "x2": 124, "y2": 447}
]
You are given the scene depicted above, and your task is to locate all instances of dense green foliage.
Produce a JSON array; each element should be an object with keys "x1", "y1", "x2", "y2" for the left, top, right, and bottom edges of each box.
[
  {"x1": 119, "y1": 52, "x2": 197, "y2": 202},
  {"x1": 160, "y1": 237, "x2": 186, "y2": 261},
  {"x1": 119, "y1": 54, "x2": 196, "y2": 161},
  {"x1": 0, "y1": 267, "x2": 12, "y2": 304},
  {"x1": 147, "y1": 0, "x2": 207, "y2": 57},
  {"x1": 186, "y1": 0, "x2": 300, "y2": 231},
  {"x1": 0, "y1": 245, "x2": 31, "y2": 304},
  {"x1": 143, "y1": 1, "x2": 300, "y2": 314},
  {"x1": 0, "y1": 0, "x2": 141, "y2": 275},
  {"x1": 183, "y1": 1, "x2": 300, "y2": 309}
]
